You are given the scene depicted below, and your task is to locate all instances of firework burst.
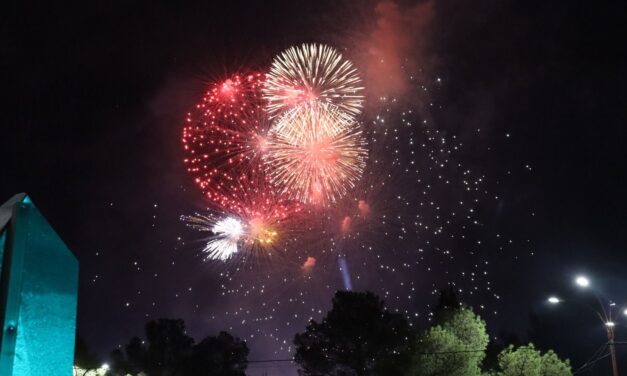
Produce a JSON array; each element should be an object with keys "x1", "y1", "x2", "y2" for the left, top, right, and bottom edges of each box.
[
  {"x1": 263, "y1": 44, "x2": 364, "y2": 119},
  {"x1": 182, "y1": 73, "x2": 295, "y2": 217},
  {"x1": 183, "y1": 213, "x2": 281, "y2": 261},
  {"x1": 182, "y1": 45, "x2": 370, "y2": 265},
  {"x1": 263, "y1": 106, "x2": 368, "y2": 205}
]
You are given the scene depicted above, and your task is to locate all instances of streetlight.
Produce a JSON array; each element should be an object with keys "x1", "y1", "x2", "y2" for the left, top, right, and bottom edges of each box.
[
  {"x1": 547, "y1": 275, "x2": 622, "y2": 376},
  {"x1": 99, "y1": 363, "x2": 110, "y2": 375},
  {"x1": 575, "y1": 275, "x2": 590, "y2": 288}
]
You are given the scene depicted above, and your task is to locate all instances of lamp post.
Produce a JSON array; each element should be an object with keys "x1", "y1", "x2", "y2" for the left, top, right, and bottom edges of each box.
[
  {"x1": 575, "y1": 275, "x2": 619, "y2": 376},
  {"x1": 548, "y1": 275, "x2": 623, "y2": 376},
  {"x1": 602, "y1": 321, "x2": 619, "y2": 376}
]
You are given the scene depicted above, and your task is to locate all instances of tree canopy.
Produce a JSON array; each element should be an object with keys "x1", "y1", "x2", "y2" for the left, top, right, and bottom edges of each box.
[
  {"x1": 291, "y1": 290, "x2": 571, "y2": 376},
  {"x1": 185, "y1": 332, "x2": 249, "y2": 376},
  {"x1": 109, "y1": 318, "x2": 248, "y2": 376},
  {"x1": 493, "y1": 343, "x2": 571, "y2": 376},
  {"x1": 293, "y1": 290, "x2": 415, "y2": 376},
  {"x1": 101, "y1": 293, "x2": 571, "y2": 376},
  {"x1": 75, "y1": 334, "x2": 102, "y2": 371},
  {"x1": 411, "y1": 306, "x2": 489, "y2": 376}
]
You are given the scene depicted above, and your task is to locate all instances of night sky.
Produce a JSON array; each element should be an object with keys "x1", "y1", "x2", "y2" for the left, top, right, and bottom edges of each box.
[{"x1": 3, "y1": 1, "x2": 627, "y2": 375}]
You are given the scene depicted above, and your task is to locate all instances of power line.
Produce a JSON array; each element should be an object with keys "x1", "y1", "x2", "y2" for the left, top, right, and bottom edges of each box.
[
  {"x1": 573, "y1": 342, "x2": 609, "y2": 375},
  {"x1": 574, "y1": 353, "x2": 611, "y2": 375},
  {"x1": 247, "y1": 359, "x2": 294, "y2": 364},
  {"x1": 246, "y1": 346, "x2": 540, "y2": 364}
]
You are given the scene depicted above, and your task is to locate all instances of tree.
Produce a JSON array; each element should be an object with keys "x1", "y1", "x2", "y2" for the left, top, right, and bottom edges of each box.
[
  {"x1": 293, "y1": 291, "x2": 415, "y2": 376},
  {"x1": 143, "y1": 319, "x2": 194, "y2": 375},
  {"x1": 436, "y1": 306, "x2": 489, "y2": 354},
  {"x1": 494, "y1": 344, "x2": 571, "y2": 376},
  {"x1": 110, "y1": 319, "x2": 191, "y2": 376},
  {"x1": 411, "y1": 307, "x2": 489, "y2": 376},
  {"x1": 75, "y1": 335, "x2": 101, "y2": 372},
  {"x1": 484, "y1": 331, "x2": 525, "y2": 371},
  {"x1": 433, "y1": 287, "x2": 460, "y2": 321},
  {"x1": 124, "y1": 336, "x2": 148, "y2": 375},
  {"x1": 540, "y1": 349, "x2": 572, "y2": 376},
  {"x1": 412, "y1": 326, "x2": 474, "y2": 376},
  {"x1": 186, "y1": 331, "x2": 249, "y2": 376},
  {"x1": 110, "y1": 318, "x2": 248, "y2": 376}
]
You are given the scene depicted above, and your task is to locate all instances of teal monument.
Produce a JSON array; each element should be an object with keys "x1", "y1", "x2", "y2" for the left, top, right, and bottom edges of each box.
[{"x1": 0, "y1": 193, "x2": 79, "y2": 375}]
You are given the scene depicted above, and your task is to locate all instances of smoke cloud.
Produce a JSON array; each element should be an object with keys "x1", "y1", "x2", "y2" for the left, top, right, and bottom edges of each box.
[
  {"x1": 302, "y1": 256, "x2": 317, "y2": 272},
  {"x1": 362, "y1": 0, "x2": 434, "y2": 99}
]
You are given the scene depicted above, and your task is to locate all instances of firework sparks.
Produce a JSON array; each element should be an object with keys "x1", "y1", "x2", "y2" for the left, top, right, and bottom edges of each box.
[
  {"x1": 263, "y1": 44, "x2": 364, "y2": 119},
  {"x1": 182, "y1": 213, "x2": 281, "y2": 261},
  {"x1": 184, "y1": 214, "x2": 244, "y2": 260},
  {"x1": 182, "y1": 73, "x2": 284, "y2": 215},
  {"x1": 263, "y1": 106, "x2": 368, "y2": 205},
  {"x1": 270, "y1": 105, "x2": 355, "y2": 144},
  {"x1": 172, "y1": 37, "x2": 514, "y2": 362}
]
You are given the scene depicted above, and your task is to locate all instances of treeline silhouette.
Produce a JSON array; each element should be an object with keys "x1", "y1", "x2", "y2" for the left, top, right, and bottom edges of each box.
[{"x1": 76, "y1": 289, "x2": 572, "y2": 375}]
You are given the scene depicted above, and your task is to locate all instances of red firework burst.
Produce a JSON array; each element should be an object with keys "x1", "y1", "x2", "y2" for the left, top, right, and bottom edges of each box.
[{"x1": 182, "y1": 73, "x2": 298, "y2": 219}]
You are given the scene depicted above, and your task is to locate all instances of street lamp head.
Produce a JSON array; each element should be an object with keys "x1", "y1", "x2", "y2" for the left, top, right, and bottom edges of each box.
[
  {"x1": 575, "y1": 275, "x2": 590, "y2": 288},
  {"x1": 548, "y1": 296, "x2": 560, "y2": 304},
  {"x1": 624, "y1": 308, "x2": 627, "y2": 316},
  {"x1": 605, "y1": 321, "x2": 615, "y2": 327}
]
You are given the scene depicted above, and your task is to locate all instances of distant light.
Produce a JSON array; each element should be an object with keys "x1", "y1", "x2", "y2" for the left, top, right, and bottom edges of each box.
[
  {"x1": 575, "y1": 276, "x2": 590, "y2": 287},
  {"x1": 624, "y1": 308, "x2": 627, "y2": 316},
  {"x1": 548, "y1": 296, "x2": 561, "y2": 304},
  {"x1": 101, "y1": 363, "x2": 110, "y2": 371},
  {"x1": 605, "y1": 321, "x2": 615, "y2": 327}
]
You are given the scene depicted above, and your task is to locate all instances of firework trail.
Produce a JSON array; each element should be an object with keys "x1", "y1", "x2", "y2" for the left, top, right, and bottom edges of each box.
[
  {"x1": 263, "y1": 43, "x2": 364, "y2": 119},
  {"x1": 337, "y1": 256, "x2": 353, "y2": 290}
]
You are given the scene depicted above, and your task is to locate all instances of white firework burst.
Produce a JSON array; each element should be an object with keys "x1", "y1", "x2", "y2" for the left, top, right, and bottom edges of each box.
[
  {"x1": 263, "y1": 44, "x2": 364, "y2": 119},
  {"x1": 183, "y1": 214, "x2": 244, "y2": 261}
]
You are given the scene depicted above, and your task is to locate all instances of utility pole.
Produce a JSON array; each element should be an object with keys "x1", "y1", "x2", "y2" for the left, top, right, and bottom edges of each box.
[
  {"x1": 547, "y1": 275, "x2": 624, "y2": 376},
  {"x1": 607, "y1": 325, "x2": 619, "y2": 376}
]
